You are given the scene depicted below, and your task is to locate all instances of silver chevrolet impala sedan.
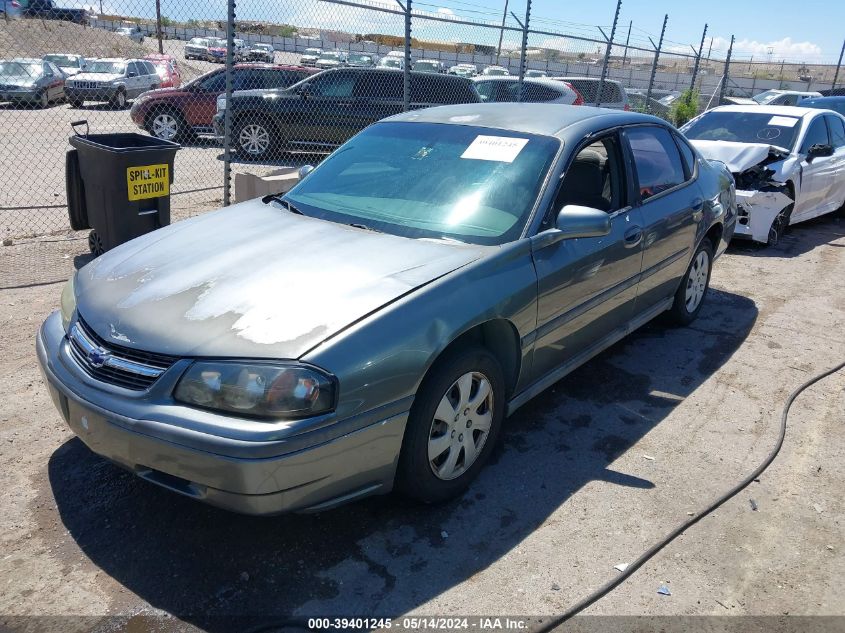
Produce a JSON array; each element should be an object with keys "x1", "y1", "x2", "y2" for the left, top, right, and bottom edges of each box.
[{"x1": 37, "y1": 104, "x2": 736, "y2": 515}]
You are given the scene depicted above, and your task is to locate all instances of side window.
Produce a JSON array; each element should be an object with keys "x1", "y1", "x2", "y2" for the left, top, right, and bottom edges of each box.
[
  {"x1": 626, "y1": 126, "x2": 688, "y2": 200},
  {"x1": 826, "y1": 116, "x2": 845, "y2": 148},
  {"x1": 199, "y1": 72, "x2": 226, "y2": 92},
  {"x1": 603, "y1": 82, "x2": 622, "y2": 103},
  {"x1": 310, "y1": 72, "x2": 356, "y2": 97},
  {"x1": 568, "y1": 80, "x2": 597, "y2": 102},
  {"x1": 674, "y1": 133, "x2": 697, "y2": 178},
  {"x1": 42, "y1": 63, "x2": 53, "y2": 76},
  {"x1": 127, "y1": 62, "x2": 139, "y2": 76},
  {"x1": 799, "y1": 117, "x2": 830, "y2": 153},
  {"x1": 474, "y1": 80, "x2": 495, "y2": 101},
  {"x1": 552, "y1": 135, "x2": 624, "y2": 221},
  {"x1": 233, "y1": 70, "x2": 261, "y2": 90},
  {"x1": 145, "y1": 62, "x2": 157, "y2": 75},
  {"x1": 355, "y1": 72, "x2": 403, "y2": 99}
]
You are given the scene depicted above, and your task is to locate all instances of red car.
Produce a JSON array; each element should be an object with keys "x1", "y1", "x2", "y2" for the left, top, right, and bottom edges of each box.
[
  {"x1": 129, "y1": 64, "x2": 317, "y2": 141},
  {"x1": 144, "y1": 54, "x2": 182, "y2": 89}
]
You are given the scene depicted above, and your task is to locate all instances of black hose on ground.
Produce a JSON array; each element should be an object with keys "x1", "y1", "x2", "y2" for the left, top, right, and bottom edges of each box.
[{"x1": 534, "y1": 357, "x2": 845, "y2": 632}]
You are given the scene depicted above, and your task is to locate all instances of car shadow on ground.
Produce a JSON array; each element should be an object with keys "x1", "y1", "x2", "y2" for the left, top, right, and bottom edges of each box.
[
  {"x1": 45, "y1": 287, "x2": 757, "y2": 631},
  {"x1": 727, "y1": 213, "x2": 845, "y2": 259}
]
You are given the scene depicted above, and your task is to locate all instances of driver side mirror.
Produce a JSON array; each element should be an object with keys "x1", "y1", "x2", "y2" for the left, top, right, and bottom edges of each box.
[
  {"x1": 296, "y1": 83, "x2": 312, "y2": 98},
  {"x1": 298, "y1": 164, "x2": 314, "y2": 179},
  {"x1": 807, "y1": 143, "x2": 833, "y2": 160},
  {"x1": 127, "y1": 71, "x2": 137, "y2": 77},
  {"x1": 555, "y1": 204, "x2": 612, "y2": 239}
]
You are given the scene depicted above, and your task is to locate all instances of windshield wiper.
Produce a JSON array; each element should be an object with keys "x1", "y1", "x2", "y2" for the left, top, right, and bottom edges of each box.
[
  {"x1": 266, "y1": 195, "x2": 305, "y2": 215},
  {"x1": 348, "y1": 222, "x2": 376, "y2": 232}
]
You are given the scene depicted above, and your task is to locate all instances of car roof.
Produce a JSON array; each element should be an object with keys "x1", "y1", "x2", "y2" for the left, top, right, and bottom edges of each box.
[
  {"x1": 803, "y1": 96, "x2": 845, "y2": 103},
  {"x1": 473, "y1": 76, "x2": 570, "y2": 89},
  {"x1": 710, "y1": 104, "x2": 820, "y2": 117},
  {"x1": 92, "y1": 58, "x2": 127, "y2": 62},
  {"x1": 11, "y1": 58, "x2": 43, "y2": 64},
  {"x1": 385, "y1": 103, "x2": 663, "y2": 139},
  {"x1": 555, "y1": 76, "x2": 622, "y2": 85}
]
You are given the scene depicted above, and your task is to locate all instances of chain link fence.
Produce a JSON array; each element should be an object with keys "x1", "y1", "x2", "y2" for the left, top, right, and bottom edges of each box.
[{"x1": 1, "y1": 0, "x2": 844, "y2": 288}]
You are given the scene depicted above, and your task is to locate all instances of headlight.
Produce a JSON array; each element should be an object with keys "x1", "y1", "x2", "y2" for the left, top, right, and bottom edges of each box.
[
  {"x1": 216, "y1": 96, "x2": 226, "y2": 111},
  {"x1": 60, "y1": 274, "x2": 76, "y2": 331},
  {"x1": 174, "y1": 361, "x2": 336, "y2": 419}
]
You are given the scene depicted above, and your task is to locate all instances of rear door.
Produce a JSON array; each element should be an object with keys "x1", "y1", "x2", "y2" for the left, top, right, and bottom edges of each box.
[
  {"x1": 622, "y1": 125, "x2": 702, "y2": 311},
  {"x1": 294, "y1": 70, "x2": 363, "y2": 146},
  {"x1": 821, "y1": 115, "x2": 845, "y2": 213},
  {"x1": 185, "y1": 70, "x2": 225, "y2": 127},
  {"x1": 531, "y1": 132, "x2": 646, "y2": 380}
]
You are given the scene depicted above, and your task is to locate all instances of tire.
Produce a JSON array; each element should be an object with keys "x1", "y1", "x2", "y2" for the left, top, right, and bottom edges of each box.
[
  {"x1": 233, "y1": 116, "x2": 277, "y2": 161},
  {"x1": 88, "y1": 230, "x2": 104, "y2": 256},
  {"x1": 668, "y1": 239, "x2": 714, "y2": 326},
  {"x1": 69, "y1": 98, "x2": 84, "y2": 108},
  {"x1": 65, "y1": 150, "x2": 89, "y2": 231},
  {"x1": 38, "y1": 90, "x2": 49, "y2": 109},
  {"x1": 397, "y1": 345, "x2": 505, "y2": 504},
  {"x1": 110, "y1": 89, "x2": 127, "y2": 110},
  {"x1": 147, "y1": 108, "x2": 187, "y2": 141},
  {"x1": 767, "y1": 203, "x2": 794, "y2": 247}
]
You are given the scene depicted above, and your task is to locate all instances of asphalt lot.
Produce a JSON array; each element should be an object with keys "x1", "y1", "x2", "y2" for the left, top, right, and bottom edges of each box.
[
  {"x1": 0, "y1": 215, "x2": 843, "y2": 631},
  {"x1": 0, "y1": 35, "x2": 307, "y2": 240}
]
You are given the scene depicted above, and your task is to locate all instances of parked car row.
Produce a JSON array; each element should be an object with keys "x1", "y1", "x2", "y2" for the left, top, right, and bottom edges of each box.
[
  {"x1": 184, "y1": 37, "x2": 267, "y2": 63},
  {"x1": 0, "y1": 53, "x2": 182, "y2": 108}
]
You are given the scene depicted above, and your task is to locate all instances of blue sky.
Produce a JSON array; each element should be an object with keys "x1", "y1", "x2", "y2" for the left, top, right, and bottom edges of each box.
[{"x1": 94, "y1": 0, "x2": 844, "y2": 63}]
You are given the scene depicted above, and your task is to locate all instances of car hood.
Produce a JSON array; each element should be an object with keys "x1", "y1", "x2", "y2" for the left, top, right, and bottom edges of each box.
[
  {"x1": 70, "y1": 72, "x2": 122, "y2": 82},
  {"x1": 688, "y1": 140, "x2": 790, "y2": 173},
  {"x1": 75, "y1": 200, "x2": 486, "y2": 359},
  {"x1": 137, "y1": 86, "x2": 187, "y2": 98}
]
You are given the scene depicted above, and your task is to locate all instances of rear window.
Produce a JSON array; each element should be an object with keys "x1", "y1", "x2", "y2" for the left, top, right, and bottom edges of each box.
[{"x1": 563, "y1": 79, "x2": 621, "y2": 103}]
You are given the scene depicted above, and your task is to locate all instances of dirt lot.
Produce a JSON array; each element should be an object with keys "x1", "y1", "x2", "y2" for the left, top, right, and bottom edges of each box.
[{"x1": 0, "y1": 214, "x2": 843, "y2": 632}]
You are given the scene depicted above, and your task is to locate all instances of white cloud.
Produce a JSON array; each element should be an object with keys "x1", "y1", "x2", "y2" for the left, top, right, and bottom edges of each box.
[
  {"x1": 436, "y1": 7, "x2": 455, "y2": 16},
  {"x1": 710, "y1": 36, "x2": 823, "y2": 60}
]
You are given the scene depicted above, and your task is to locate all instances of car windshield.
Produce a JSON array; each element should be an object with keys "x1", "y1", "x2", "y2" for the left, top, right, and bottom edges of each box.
[
  {"x1": 304, "y1": 49, "x2": 321, "y2": 56},
  {"x1": 284, "y1": 121, "x2": 559, "y2": 245},
  {"x1": 682, "y1": 111, "x2": 801, "y2": 150},
  {"x1": 44, "y1": 55, "x2": 79, "y2": 68},
  {"x1": 208, "y1": 39, "x2": 225, "y2": 48},
  {"x1": 190, "y1": 38, "x2": 208, "y2": 46},
  {"x1": 485, "y1": 68, "x2": 508, "y2": 75},
  {"x1": 349, "y1": 54, "x2": 372, "y2": 63},
  {"x1": 0, "y1": 62, "x2": 41, "y2": 77},
  {"x1": 320, "y1": 52, "x2": 343, "y2": 60},
  {"x1": 86, "y1": 61, "x2": 125, "y2": 74},
  {"x1": 380, "y1": 58, "x2": 401, "y2": 67},
  {"x1": 256, "y1": 44, "x2": 272, "y2": 51},
  {"x1": 753, "y1": 91, "x2": 784, "y2": 105},
  {"x1": 415, "y1": 61, "x2": 438, "y2": 70}
]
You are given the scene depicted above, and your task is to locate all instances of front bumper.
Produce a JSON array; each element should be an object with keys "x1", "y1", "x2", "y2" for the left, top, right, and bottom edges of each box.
[
  {"x1": 0, "y1": 88, "x2": 39, "y2": 102},
  {"x1": 212, "y1": 112, "x2": 224, "y2": 139},
  {"x1": 65, "y1": 86, "x2": 117, "y2": 102},
  {"x1": 36, "y1": 311, "x2": 408, "y2": 515},
  {"x1": 734, "y1": 188, "x2": 793, "y2": 244}
]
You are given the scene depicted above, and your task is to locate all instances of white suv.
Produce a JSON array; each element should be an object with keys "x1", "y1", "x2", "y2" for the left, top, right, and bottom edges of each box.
[{"x1": 64, "y1": 58, "x2": 160, "y2": 109}]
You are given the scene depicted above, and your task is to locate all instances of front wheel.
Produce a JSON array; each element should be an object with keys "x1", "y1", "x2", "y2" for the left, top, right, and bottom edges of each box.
[
  {"x1": 397, "y1": 346, "x2": 504, "y2": 503},
  {"x1": 110, "y1": 89, "x2": 127, "y2": 109},
  {"x1": 767, "y1": 203, "x2": 793, "y2": 247},
  {"x1": 234, "y1": 117, "x2": 276, "y2": 160},
  {"x1": 668, "y1": 240, "x2": 713, "y2": 325},
  {"x1": 148, "y1": 109, "x2": 185, "y2": 141},
  {"x1": 38, "y1": 90, "x2": 49, "y2": 109}
]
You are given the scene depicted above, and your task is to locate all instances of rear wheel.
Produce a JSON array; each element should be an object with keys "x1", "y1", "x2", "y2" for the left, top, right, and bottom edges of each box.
[
  {"x1": 69, "y1": 97, "x2": 84, "y2": 108},
  {"x1": 668, "y1": 239, "x2": 713, "y2": 325},
  {"x1": 38, "y1": 90, "x2": 49, "y2": 109},
  {"x1": 88, "y1": 230, "x2": 104, "y2": 256},
  {"x1": 397, "y1": 346, "x2": 504, "y2": 503},
  {"x1": 65, "y1": 150, "x2": 89, "y2": 231}
]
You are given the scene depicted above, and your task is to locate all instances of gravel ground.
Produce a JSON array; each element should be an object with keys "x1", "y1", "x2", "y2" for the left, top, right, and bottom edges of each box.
[{"x1": 0, "y1": 215, "x2": 843, "y2": 632}]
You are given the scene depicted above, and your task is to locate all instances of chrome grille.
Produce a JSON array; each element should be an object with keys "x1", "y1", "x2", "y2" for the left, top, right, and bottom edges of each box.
[{"x1": 67, "y1": 318, "x2": 178, "y2": 390}]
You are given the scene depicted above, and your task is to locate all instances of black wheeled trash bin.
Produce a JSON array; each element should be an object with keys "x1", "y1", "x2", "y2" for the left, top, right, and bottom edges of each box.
[{"x1": 66, "y1": 120, "x2": 180, "y2": 255}]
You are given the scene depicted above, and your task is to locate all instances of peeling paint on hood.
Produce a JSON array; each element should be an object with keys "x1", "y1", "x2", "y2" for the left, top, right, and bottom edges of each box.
[
  {"x1": 75, "y1": 200, "x2": 487, "y2": 359},
  {"x1": 689, "y1": 140, "x2": 788, "y2": 174}
]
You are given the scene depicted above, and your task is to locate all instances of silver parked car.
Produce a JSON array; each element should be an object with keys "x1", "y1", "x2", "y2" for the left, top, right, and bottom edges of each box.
[
  {"x1": 64, "y1": 58, "x2": 160, "y2": 108},
  {"x1": 184, "y1": 37, "x2": 211, "y2": 60},
  {"x1": 37, "y1": 104, "x2": 735, "y2": 515},
  {"x1": 0, "y1": 58, "x2": 65, "y2": 107},
  {"x1": 43, "y1": 54, "x2": 87, "y2": 77}
]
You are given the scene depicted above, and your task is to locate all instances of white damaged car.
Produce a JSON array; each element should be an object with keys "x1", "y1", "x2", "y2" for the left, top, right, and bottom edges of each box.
[{"x1": 682, "y1": 105, "x2": 845, "y2": 245}]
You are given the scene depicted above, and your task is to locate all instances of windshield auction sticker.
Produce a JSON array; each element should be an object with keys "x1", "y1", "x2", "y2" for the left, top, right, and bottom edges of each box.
[
  {"x1": 461, "y1": 135, "x2": 529, "y2": 162},
  {"x1": 126, "y1": 164, "x2": 169, "y2": 201},
  {"x1": 767, "y1": 116, "x2": 798, "y2": 127}
]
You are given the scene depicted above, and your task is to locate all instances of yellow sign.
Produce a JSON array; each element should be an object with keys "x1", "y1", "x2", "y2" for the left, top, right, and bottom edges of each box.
[{"x1": 126, "y1": 164, "x2": 169, "y2": 201}]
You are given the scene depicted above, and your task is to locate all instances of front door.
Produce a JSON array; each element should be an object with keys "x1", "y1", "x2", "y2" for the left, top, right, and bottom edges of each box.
[
  {"x1": 531, "y1": 133, "x2": 645, "y2": 381},
  {"x1": 794, "y1": 116, "x2": 834, "y2": 220}
]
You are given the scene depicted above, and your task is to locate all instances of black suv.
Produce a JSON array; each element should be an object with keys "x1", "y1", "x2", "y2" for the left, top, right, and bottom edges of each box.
[{"x1": 213, "y1": 67, "x2": 480, "y2": 160}]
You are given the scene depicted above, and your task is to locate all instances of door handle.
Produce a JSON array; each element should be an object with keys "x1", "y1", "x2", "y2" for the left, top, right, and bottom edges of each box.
[
  {"x1": 691, "y1": 198, "x2": 704, "y2": 211},
  {"x1": 624, "y1": 226, "x2": 643, "y2": 248}
]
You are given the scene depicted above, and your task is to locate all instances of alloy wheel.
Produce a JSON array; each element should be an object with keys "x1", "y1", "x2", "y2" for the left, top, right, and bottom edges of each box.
[
  {"x1": 39, "y1": 91, "x2": 48, "y2": 108},
  {"x1": 152, "y1": 112, "x2": 179, "y2": 140},
  {"x1": 685, "y1": 250, "x2": 710, "y2": 313},
  {"x1": 427, "y1": 371, "x2": 494, "y2": 481},
  {"x1": 239, "y1": 123, "x2": 270, "y2": 156}
]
